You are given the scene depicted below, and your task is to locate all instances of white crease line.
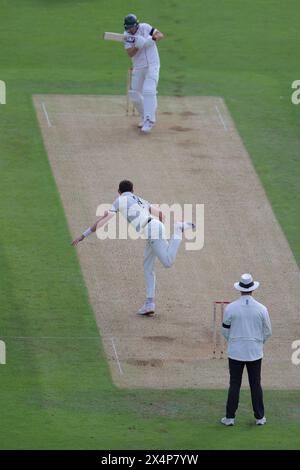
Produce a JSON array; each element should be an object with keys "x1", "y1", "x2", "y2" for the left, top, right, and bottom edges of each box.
[
  {"x1": 2, "y1": 336, "x2": 99, "y2": 340},
  {"x1": 53, "y1": 112, "x2": 127, "y2": 117},
  {"x1": 41, "y1": 102, "x2": 52, "y2": 127},
  {"x1": 111, "y1": 337, "x2": 124, "y2": 375},
  {"x1": 215, "y1": 104, "x2": 228, "y2": 131}
]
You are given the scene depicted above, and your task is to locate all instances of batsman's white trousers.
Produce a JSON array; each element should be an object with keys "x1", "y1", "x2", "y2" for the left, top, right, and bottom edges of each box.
[
  {"x1": 143, "y1": 219, "x2": 182, "y2": 298},
  {"x1": 131, "y1": 65, "x2": 160, "y2": 122}
]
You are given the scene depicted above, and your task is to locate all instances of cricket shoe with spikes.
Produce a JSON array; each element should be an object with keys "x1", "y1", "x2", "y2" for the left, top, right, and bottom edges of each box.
[
  {"x1": 138, "y1": 302, "x2": 155, "y2": 315},
  {"x1": 141, "y1": 118, "x2": 155, "y2": 134}
]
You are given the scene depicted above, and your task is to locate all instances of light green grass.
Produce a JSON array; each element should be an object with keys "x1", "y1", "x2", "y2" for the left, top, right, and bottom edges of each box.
[{"x1": 0, "y1": 0, "x2": 300, "y2": 449}]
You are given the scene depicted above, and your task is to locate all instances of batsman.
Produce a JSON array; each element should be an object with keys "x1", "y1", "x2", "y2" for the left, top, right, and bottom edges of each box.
[{"x1": 124, "y1": 13, "x2": 164, "y2": 133}]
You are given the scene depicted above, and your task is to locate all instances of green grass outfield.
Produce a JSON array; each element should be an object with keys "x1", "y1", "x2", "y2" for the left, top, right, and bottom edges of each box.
[{"x1": 1, "y1": 0, "x2": 300, "y2": 449}]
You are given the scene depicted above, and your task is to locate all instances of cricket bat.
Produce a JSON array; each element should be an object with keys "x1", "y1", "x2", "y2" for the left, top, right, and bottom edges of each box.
[{"x1": 103, "y1": 32, "x2": 124, "y2": 43}]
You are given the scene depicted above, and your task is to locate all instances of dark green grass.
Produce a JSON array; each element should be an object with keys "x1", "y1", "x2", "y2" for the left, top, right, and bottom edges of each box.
[{"x1": 0, "y1": 0, "x2": 300, "y2": 449}]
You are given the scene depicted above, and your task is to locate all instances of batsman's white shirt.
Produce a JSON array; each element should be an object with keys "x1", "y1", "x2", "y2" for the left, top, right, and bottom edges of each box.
[
  {"x1": 124, "y1": 23, "x2": 160, "y2": 69},
  {"x1": 109, "y1": 192, "x2": 151, "y2": 232},
  {"x1": 222, "y1": 296, "x2": 272, "y2": 361}
]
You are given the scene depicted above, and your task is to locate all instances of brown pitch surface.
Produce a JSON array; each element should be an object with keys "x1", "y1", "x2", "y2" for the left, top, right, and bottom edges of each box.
[{"x1": 33, "y1": 95, "x2": 300, "y2": 389}]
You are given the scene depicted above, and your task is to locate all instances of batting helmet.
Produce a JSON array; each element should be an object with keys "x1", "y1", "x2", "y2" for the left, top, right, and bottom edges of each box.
[{"x1": 124, "y1": 13, "x2": 139, "y2": 31}]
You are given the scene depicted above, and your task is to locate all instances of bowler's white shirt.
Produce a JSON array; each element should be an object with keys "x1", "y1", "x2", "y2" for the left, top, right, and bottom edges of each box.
[
  {"x1": 124, "y1": 23, "x2": 160, "y2": 69},
  {"x1": 222, "y1": 295, "x2": 272, "y2": 361},
  {"x1": 109, "y1": 192, "x2": 151, "y2": 232}
]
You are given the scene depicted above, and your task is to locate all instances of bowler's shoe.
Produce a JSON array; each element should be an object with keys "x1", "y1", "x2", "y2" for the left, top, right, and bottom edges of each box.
[{"x1": 138, "y1": 302, "x2": 155, "y2": 315}]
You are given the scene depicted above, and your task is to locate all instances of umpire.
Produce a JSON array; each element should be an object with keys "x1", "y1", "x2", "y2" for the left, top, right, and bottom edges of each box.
[{"x1": 221, "y1": 273, "x2": 272, "y2": 426}]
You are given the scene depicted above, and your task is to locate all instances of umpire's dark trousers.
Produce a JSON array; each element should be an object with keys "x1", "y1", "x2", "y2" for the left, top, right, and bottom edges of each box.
[{"x1": 226, "y1": 358, "x2": 264, "y2": 419}]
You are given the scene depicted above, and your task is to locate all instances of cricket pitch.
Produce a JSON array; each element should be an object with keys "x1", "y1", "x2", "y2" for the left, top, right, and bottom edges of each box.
[{"x1": 33, "y1": 95, "x2": 300, "y2": 389}]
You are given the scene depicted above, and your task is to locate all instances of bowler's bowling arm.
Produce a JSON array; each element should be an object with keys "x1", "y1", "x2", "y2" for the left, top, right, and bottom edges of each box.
[{"x1": 71, "y1": 212, "x2": 115, "y2": 246}]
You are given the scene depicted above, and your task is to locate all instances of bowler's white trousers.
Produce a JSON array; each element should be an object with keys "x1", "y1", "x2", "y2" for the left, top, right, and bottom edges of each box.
[
  {"x1": 143, "y1": 219, "x2": 182, "y2": 298},
  {"x1": 130, "y1": 65, "x2": 160, "y2": 123}
]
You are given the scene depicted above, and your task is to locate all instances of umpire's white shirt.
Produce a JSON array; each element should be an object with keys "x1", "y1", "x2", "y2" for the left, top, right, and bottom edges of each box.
[
  {"x1": 124, "y1": 23, "x2": 160, "y2": 69},
  {"x1": 222, "y1": 295, "x2": 272, "y2": 361}
]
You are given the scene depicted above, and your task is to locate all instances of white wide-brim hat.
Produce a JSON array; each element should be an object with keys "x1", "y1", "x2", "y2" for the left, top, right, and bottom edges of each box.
[{"x1": 234, "y1": 273, "x2": 260, "y2": 292}]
